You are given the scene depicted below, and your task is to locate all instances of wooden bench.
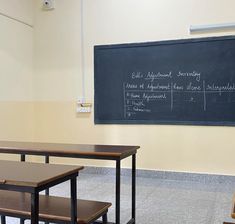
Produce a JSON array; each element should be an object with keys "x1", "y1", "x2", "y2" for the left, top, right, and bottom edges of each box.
[
  {"x1": 0, "y1": 141, "x2": 139, "y2": 224},
  {"x1": 0, "y1": 190, "x2": 111, "y2": 224}
]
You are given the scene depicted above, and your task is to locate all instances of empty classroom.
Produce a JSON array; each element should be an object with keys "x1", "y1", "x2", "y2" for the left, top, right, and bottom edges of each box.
[{"x1": 0, "y1": 1, "x2": 235, "y2": 224}]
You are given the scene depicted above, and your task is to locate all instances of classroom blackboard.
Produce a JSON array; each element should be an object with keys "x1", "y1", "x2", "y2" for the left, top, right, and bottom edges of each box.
[{"x1": 94, "y1": 36, "x2": 235, "y2": 125}]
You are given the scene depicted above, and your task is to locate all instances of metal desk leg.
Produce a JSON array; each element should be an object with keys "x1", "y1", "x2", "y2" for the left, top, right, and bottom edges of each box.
[
  {"x1": 126, "y1": 155, "x2": 136, "y2": 224},
  {"x1": 1, "y1": 216, "x2": 6, "y2": 224},
  {"x1": 21, "y1": 154, "x2": 26, "y2": 162},
  {"x1": 70, "y1": 177, "x2": 77, "y2": 224},
  {"x1": 45, "y1": 156, "x2": 50, "y2": 224},
  {"x1": 132, "y1": 154, "x2": 136, "y2": 223},
  {"x1": 45, "y1": 156, "x2": 50, "y2": 195},
  {"x1": 31, "y1": 192, "x2": 39, "y2": 224},
  {"x1": 116, "y1": 160, "x2": 121, "y2": 224},
  {"x1": 20, "y1": 154, "x2": 26, "y2": 224}
]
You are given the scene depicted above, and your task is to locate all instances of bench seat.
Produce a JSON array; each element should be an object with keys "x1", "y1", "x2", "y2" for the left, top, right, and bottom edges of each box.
[{"x1": 0, "y1": 190, "x2": 111, "y2": 224}]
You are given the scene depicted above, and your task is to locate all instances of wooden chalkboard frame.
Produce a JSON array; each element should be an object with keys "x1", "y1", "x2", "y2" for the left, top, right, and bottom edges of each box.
[{"x1": 94, "y1": 35, "x2": 235, "y2": 126}]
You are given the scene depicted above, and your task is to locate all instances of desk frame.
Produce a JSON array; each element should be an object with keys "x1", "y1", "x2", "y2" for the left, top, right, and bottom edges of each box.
[
  {"x1": 24, "y1": 153, "x2": 136, "y2": 224},
  {"x1": 0, "y1": 162, "x2": 78, "y2": 224},
  {"x1": 0, "y1": 142, "x2": 138, "y2": 224}
]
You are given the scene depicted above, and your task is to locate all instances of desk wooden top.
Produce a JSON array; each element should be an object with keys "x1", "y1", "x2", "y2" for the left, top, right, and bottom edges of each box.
[
  {"x1": 0, "y1": 160, "x2": 83, "y2": 187},
  {"x1": 0, "y1": 141, "x2": 140, "y2": 160}
]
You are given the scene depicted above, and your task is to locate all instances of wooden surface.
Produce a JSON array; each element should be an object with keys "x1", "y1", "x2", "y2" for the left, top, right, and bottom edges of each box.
[
  {"x1": 0, "y1": 190, "x2": 111, "y2": 224},
  {"x1": 0, "y1": 160, "x2": 83, "y2": 187},
  {"x1": 0, "y1": 141, "x2": 140, "y2": 160}
]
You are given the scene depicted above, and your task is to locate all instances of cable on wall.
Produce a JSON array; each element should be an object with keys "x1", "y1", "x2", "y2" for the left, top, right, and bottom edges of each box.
[
  {"x1": 77, "y1": 0, "x2": 92, "y2": 113},
  {"x1": 0, "y1": 11, "x2": 33, "y2": 28},
  {"x1": 80, "y1": 0, "x2": 86, "y2": 102}
]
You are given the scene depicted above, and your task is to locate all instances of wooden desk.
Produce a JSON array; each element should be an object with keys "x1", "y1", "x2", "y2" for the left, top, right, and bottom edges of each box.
[
  {"x1": 0, "y1": 160, "x2": 83, "y2": 224},
  {"x1": 0, "y1": 141, "x2": 140, "y2": 224}
]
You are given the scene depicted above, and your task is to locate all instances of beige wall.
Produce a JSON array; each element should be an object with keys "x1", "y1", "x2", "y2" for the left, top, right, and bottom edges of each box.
[
  {"x1": 0, "y1": 0, "x2": 34, "y2": 141},
  {"x1": 0, "y1": 0, "x2": 34, "y2": 160},
  {"x1": 2, "y1": 0, "x2": 235, "y2": 174},
  {"x1": 0, "y1": 0, "x2": 33, "y2": 26},
  {"x1": 32, "y1": 0, "x2": 235, "y2": 174}
]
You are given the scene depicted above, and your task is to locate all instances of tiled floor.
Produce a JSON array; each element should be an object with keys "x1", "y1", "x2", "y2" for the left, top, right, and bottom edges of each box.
[{"x1": 5, "y1": 171, "x2": 235, "y2": 224}]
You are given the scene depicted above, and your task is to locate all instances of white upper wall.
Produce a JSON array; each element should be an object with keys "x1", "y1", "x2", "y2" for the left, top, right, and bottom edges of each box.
[
  {"x1": 34, "y1": 0, "x2": 82, "y2": 101},
  {"x1": 32, "y1": 0, "x2": 235, "y2": 175},
  {"x1": 33, "y1": 0, "x2": 235, "y2": 101},
  {"x1": 84, "y1": 0, "x2": 235, "y2": 44},
  {"x1": 0, "y1": 0, "x2": 34, "y2": 101},
  {"x1": 0, "y1": 0, "x2": 33, "y2": 25},
  {"x1": 83, "y1": 0, "x2": 235, "y2": 95}
]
